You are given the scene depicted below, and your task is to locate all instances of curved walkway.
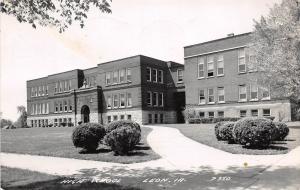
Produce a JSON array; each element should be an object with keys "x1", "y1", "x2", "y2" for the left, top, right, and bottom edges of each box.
[{"x1": 1, "y1": 125, "x2": 299, "y2": 176}]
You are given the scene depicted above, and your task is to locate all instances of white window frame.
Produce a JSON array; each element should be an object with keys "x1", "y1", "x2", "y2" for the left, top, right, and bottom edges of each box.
[
  {"x1": 177, "y1": 69, "x2": 183, "y2": 83},
  {"x1": 217, "y1": 54, "x2": 224, "y2": 76},
  {"x1": 158, "y1": 70, "x2": 163, "y2": 83},
  {"x1": 250, "y1": 84, "x2": 258, "y2": 101},
  {"x1": 207, "y1": 55, "x2": 214, "y2": 77},
  {"x1": 261, "y1": 86, "x2": 271, "y2": 100},
  {"x1": 68, "y1": 100, "x2": 72, "y2": 112},
  {"x1": 127, "y1": 68, "x2": 132, "y2": 82},
  {"x1": 147, "y1": 91, "x2": 152, "y2": 106},
  {"x1": 240, "y1": 110, "x2": 247, "y2": 117},
  {"x1": 146, "y1": 67, "x2": 152, "y2": 82},
  {"x1": 198, "y1": 57, "x2": 205, "y2": 79},
  {"x1": 119, "y1": 69, "x2": 126, "y2": 83},
  {"x1": 153, "y1": 92, "x2": 158, "y2": 106},
  {"x1": 113, "y1": 94, "x2": 119, "y2": 108},
  {"x1": 208, "y1": 88, "x2": 215, "y2": 104},
  {"x1": 208, "y1": 111, "x2": 214, "y2": 118},
  {"x1": 238, "y1": 48, "x2": 246, "y2": 73},
  {"x1": 251, "y1": 109, "x2": 258, "y2": 117},
  {"x1": 120, "y1": 93, "x2": 126, "y2": 108},
  {"x1": 105, "y1": 72, "x2": 111, "y2": 85},
  {"x1": 199, "y1": 89, "x2": 205, "y2": 105},
  {"x1": 239, "y1": 85, "x2": 247, "y2": 102},
  {"x1": 217, "y1": 87, "x2": 225, "y2": 103},
  {"x1": 263, "y1": 109, "x2": 271, "y2": 117},
  {"x1": 127, "y1": 93, "x2": 132, "y2": 107},
  {"x1": 113, "y1": 71, "x2": 119, "y2": 84},
  {"x1": 152, "y1": 68, "x2": 158, "y2": 83},
  {"x1": 69, "y1": 80, "x2": 72, "y2": 90},
  {"x1": 218, "y1": 111, "x2": 224, "y2": 118},
  {"x1": 159, "y1": 93, "x2": 164, "y2": 107}
]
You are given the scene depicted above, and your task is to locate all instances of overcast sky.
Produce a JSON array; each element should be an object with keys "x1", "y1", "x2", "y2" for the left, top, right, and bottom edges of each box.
[{"x1": 0, "y1": 0, "x2": 281, "y2": 121}]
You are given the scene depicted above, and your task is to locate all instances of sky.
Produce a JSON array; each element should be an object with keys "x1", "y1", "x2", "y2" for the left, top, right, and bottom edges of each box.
[{"x1": 0, "y1": 0, "x2": 281, "y2": 121}]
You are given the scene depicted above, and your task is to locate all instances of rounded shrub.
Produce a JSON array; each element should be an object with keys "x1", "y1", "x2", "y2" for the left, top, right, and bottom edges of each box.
[
  {"x1": 72, "y1": 123, "x2": 106, "y2": 152},
  {"x1": 233, "y1": 117, "x2": 276, "y2": 147},
  {"x1": 106, "y1": 120, "x2": 141, "y2": 134},
  {"x1": 104, "y1": 126, "x2": 141, "y2": 155},
  {"x1": 273, "y1": 122, "x2": 289, "y2": 141},
  {"x1": 214, "y1": 122, "x2": 227, "y2": 140},
  {"x1": 218, "y1": 122, "x2": 235, "y2": 143}
]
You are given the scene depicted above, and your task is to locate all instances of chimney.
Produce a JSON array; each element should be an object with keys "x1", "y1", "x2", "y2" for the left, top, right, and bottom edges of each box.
[{"x1": 227, "y1": 33, "x2": 234, "y2": 37}]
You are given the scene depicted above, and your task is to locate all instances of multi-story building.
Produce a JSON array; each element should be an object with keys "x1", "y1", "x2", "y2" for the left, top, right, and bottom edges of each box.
[
  {"x1": 27, "y1": 55, "x2": 185, "y2": 127},
  {"x1": 184, "y1": 32, "x2": 295, "y2": 122}
]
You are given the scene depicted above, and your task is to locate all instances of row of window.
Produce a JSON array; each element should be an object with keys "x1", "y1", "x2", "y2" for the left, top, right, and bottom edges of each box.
[
  {"x1": 30, "y1": 119, "x2": 49, "y2": 127},
  {"x1": 148, "y1": 113, "x2": 164, "y2": 124},
  {"x1": 82, "y1": 76, "x2": 97, "y2": 88},
  {"x1": 198, "y1": 85, "x2": 270, "y2": 105},
  {"x1": 197, "y1": 48, "x2": 256, "y2": 79},
  {"x1": 54, "y1": 118, "x2": 73, "y2": 126},
  {"x1": 30, "y1": 118, "x2": 73, "y2": 127},
  {"x1": 31, "y1": 85, "x2": 49, "y2": 97},
  {"x1": 54, "y1": 80, "x2": 72, "y2": 93},
  {"x1": 31, "y1": 103, "x2": 50, "y2": 115},
  {"x1": 107, "y1": 114, "x2": 132, "y2": 123},
  {"x1": 107, "y1": 93, "x2": 132, "y2": 109},
  {"x1": 54, "y1": 100, "x2": 73, "y2": 113},
  {"x1": 177, "y1": 69, "x2": 184, "y2": 83},
  {"x1": 147, "y1": 92, "x2": 164, "y2": 107},
  {"x1": 105, "y1": 68, "x2": 132, "y2": 85},
  {"x1": 197, "y1": 109, "x2": 271, "y2": 118},
  {"x1": 146, "y1": 67, "x2": 163, "y2": 83}
]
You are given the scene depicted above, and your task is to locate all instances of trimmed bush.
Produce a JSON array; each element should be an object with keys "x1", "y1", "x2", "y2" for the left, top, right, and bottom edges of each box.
[
  {"x1": 218, "y1": 122, "x2": 235, "y2": 143},
  {"x1": 189, "y1": 117, "x2": 240, "y2": 124},
  {"x1": 214, "y1": 122, "x2": 227, "y2": 140},
  {"x1": 106, "y1": 120, "x2": 141, "y2": 134},
  {"x1": 273, "y1": 122, "x2": 289, "y2": 141},
  {"x1": 233, "y1": 117, "x2": 276, "y2": 147},
  {"x1": 104, "y1": 126, "x2": 141, "y2": 155},
  {"x1": 72, "y1": 123, "x2": 106, "y2": 152}
]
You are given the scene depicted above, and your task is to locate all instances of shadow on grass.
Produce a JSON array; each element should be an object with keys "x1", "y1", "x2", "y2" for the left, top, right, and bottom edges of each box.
[
  {"x1": 3, "y1": 165, "x2": 300, "y2": 190},
  {"x1": 79, "y1": 148, "x2": 112, "y2": 154},
  {"x1": 242, "y1": 145, "x2": 288, "y2": 151}
]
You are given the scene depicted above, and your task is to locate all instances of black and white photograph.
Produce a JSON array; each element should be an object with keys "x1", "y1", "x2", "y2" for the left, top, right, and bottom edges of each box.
[{"x1": 0, "y1": 0, "x2": 300, "y2": 189}]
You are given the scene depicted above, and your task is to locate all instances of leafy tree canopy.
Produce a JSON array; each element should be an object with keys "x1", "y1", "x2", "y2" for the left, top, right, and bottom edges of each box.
[
  {"x1": 250, "y1": 0, "x2": 300, "y2": 100},
  {"x1": 0, "y1": 0, "x2": 112, "y2": 32}
]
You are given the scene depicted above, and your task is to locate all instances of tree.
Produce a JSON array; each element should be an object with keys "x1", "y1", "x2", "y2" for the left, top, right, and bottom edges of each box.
[
  {"x1": 14, "y1": 105, "x2": 28, "y2": 128},
  {"x1": 249, "y1": 0, "x2": 300, "y2": 100},
  {"x1": 0, "y1": 0, "x2": 112, "y2": 32},
  {"x1": 0, "y1": 118, "x2": 13, "y2": 128}
]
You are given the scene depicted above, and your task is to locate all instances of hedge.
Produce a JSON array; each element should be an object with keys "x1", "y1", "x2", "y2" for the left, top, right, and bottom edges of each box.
[
  {"x1": 273, "y1": 122, "x2": 289, "y2": 141},
  {"x1": 218, "y1": 122, "x2": 235, "y2": 143}
]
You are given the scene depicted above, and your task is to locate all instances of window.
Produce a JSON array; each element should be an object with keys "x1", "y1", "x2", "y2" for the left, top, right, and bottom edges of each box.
[
  {"x1": 64, "y1": 81, "x2": 68, "y2": 91},
  {"x1": 119, "y1": 69, "x2": 125, "y2": 83},
  {"x1": 113, "y1": 94, "x2": 119, "y2": 108},
  {"x1": 31, "y1": 104, "x2": 34, "y2": 115},
  {"x1": 46, "y1": 103, "x2": 49, "y2": 114},
  {"x1": 251, "y1": 109, "x2": 258, "y2": 117},
  {"x1": 120, "y1": 115, "x2": 125, "y2": 120},
  {"x1": 113, "y1": 115, "x2": 118, "y2": 121},
  {"x1": 64, "y1": 100, "x2": 68, "y2": 112},
  {"x1": 105, "y1": 72, "x2": 111, "y2": 85},
  {"x1": 263, "y1": 109, "x2": 271, "y2": 117},
  {"x1": 250, "y1": 84, "x2": 258, "y2": 100},
  {"x1": 107, "y1": 95, "x2": 112, "y2": 109},
  {"x1": 59, "y1": 82, "x2": 63, "y2": 92},
  {"x1": 69, "y1": 80, "x2": 72, "y2": 90},
  {"x1": 147, "y1": 92, "x2": 152, "y2": 106},
  {"x1": 146, "y1": 67, "x2": 151, "y2": 82},
  {"x1": 127, "y1": 115, "x2": 132, "y2": 120},
  {"x1": 198, "y1": 57, "x2": 205, "y2": 78},
  {"x1": 55, "y1": 82, "x2": 58, "y2": 93},
  {"x1": 238, "y1": 48, "x2": 246, "y2": 73},
  {"x1": 152, "y1": 69, "x2": 158, "y2": 82},
  {"x1": 217, "y1": 54, "x2": 224, "y2": 76},
  {"x1": 107, "y1": 116, "x2": 111, "y2": 123},
  {"x1": 120, "y1": 93, "x2": 125, "y2": 108},
  {"x1": 177, "y1": 69, "x2": 183, "y2": 83},
  {"x1": 248, "y1": 51, "x2": 257, "y2": 72},
  {"x1": 113, "y1": 71, "x2": 119, "y2": 84},
  {"x1": 127, "y1": 93, "x2": 132, "y2": 107},
  {"x1": 154, "y1": 114, "x2": 158, "y2": 123},
  {"x1": 42, "y1": 103, "x2": 45, "y2": 114},
  {"x1": 158, "y1": 70, "x2": 163, "y2": 83},
  {"x1": 54, "y1": 119, "x2": 58, "y2": 127},
  {"x1": 239, "y1": 85, "x2": 247, "y2": 101},
  {"x1": 68, "y1": 100, "x2": 72, "y2": 111},
  {"x1": 38, "y1": 86, "x2": 42, "y2": 96},
  {"x1": 59, "y1": 102, "x2": 63, "y2": 112},
  {"x1": 240, "y1": 110, "x2": 247, "y2": 117},
  {"x1": 42, "y1": 86, "x2": 45, "y2": 96},
  {"x1": 208, "y1": 112, "x2": 214, "y2": 118},
  {"x1": 207, "y1": 55, "x2": 214, "y2": 77},
  {"x1": 35, "y1": 87, "x2": 38, "y2": 96},
  {"x1": 68, "y1": 118, "x2": 71, "y2": 124},
  {"x1": 35, "y1": 104, "x2": 38, "y2": 115},
  {"x1": 218, "y1": 111, "x2": 224, "y2": 118},
  {"x1": 217, "y1": 87, "x2": 225, "y2": 103},
  {"x1": 148, "y1": 114, "x2": 152, "y2": 123},
  {"x1": 160, "y1": 114, "x2": 164, "y2": 123},
  {"x1": 39, "y1": 104, "x2": 42, "y2": 114},
  {"x1": 199, "y1": 89, "x2": 205, "y2": 104},
  {"x1": 199, "y1": 112, "x2": 205, "y2": 118},
  {"x1": 208, "y1": 88, "x2": 214, "y2": 103},
  {"x1": 127, "y1": 68, "x2": 132, "y2": 82},
  {"x1": 46, "y1": 86, "x2": 48, "y2": 95},
  {"x1": 153, "y1": 92, "x2": 158, "y2": 106},
  {"x1": 31, "y1": 88, "x2": 34, "y2": 97},
  {"x1": 262, "y1": 86, "x2": 270, "y2": 100},
  {"x1": 158, "y1": 93, "x2": 164, "y2": 107},
  {"x1": 55, "y1": 102, "x2": 58, "y2": 113}
]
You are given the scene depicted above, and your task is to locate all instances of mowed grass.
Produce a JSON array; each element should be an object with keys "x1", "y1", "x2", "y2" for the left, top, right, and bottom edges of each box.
[
  {"x1": 1, "y1": 127, "x2": 160, "y2": 164},
  {"x1": 164, "y1": 124, "x2": 300, "y2": 155}
]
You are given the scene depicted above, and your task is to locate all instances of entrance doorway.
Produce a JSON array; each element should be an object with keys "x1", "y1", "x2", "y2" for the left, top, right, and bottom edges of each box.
[{"x1": 81, "y1": 105, "x2": 90, "y2": 123}]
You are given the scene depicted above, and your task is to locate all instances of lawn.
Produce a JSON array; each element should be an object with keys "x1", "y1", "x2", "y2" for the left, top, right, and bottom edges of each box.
[
  {"x1": 163, "y1": 124, "x2": 300, "y2": 155},
  {"x1": 1, "y1": 126, "x2": 160, "y2": 164}
]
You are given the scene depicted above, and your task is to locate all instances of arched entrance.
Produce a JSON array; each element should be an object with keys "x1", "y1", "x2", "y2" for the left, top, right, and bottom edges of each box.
[{"x1": 81, "y1": 105, "x2": 90, "y2": 123}]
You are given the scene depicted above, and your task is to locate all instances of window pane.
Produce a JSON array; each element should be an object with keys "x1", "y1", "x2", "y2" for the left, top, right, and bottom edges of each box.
[
  {"x1": 127, "y1": 68, "x2": 132, "y2": 82},
  {"x1": 127, "y1": 93, "x2": 132, "y2": 107}
]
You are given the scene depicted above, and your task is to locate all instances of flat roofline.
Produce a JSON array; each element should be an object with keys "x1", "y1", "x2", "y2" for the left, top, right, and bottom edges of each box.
[
  {"x1": 97, "y1": 55, "x2": 141, "y2": 66},
  {"x1": 184, "y1": 32, "x2": 252, "y2": 49}
]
